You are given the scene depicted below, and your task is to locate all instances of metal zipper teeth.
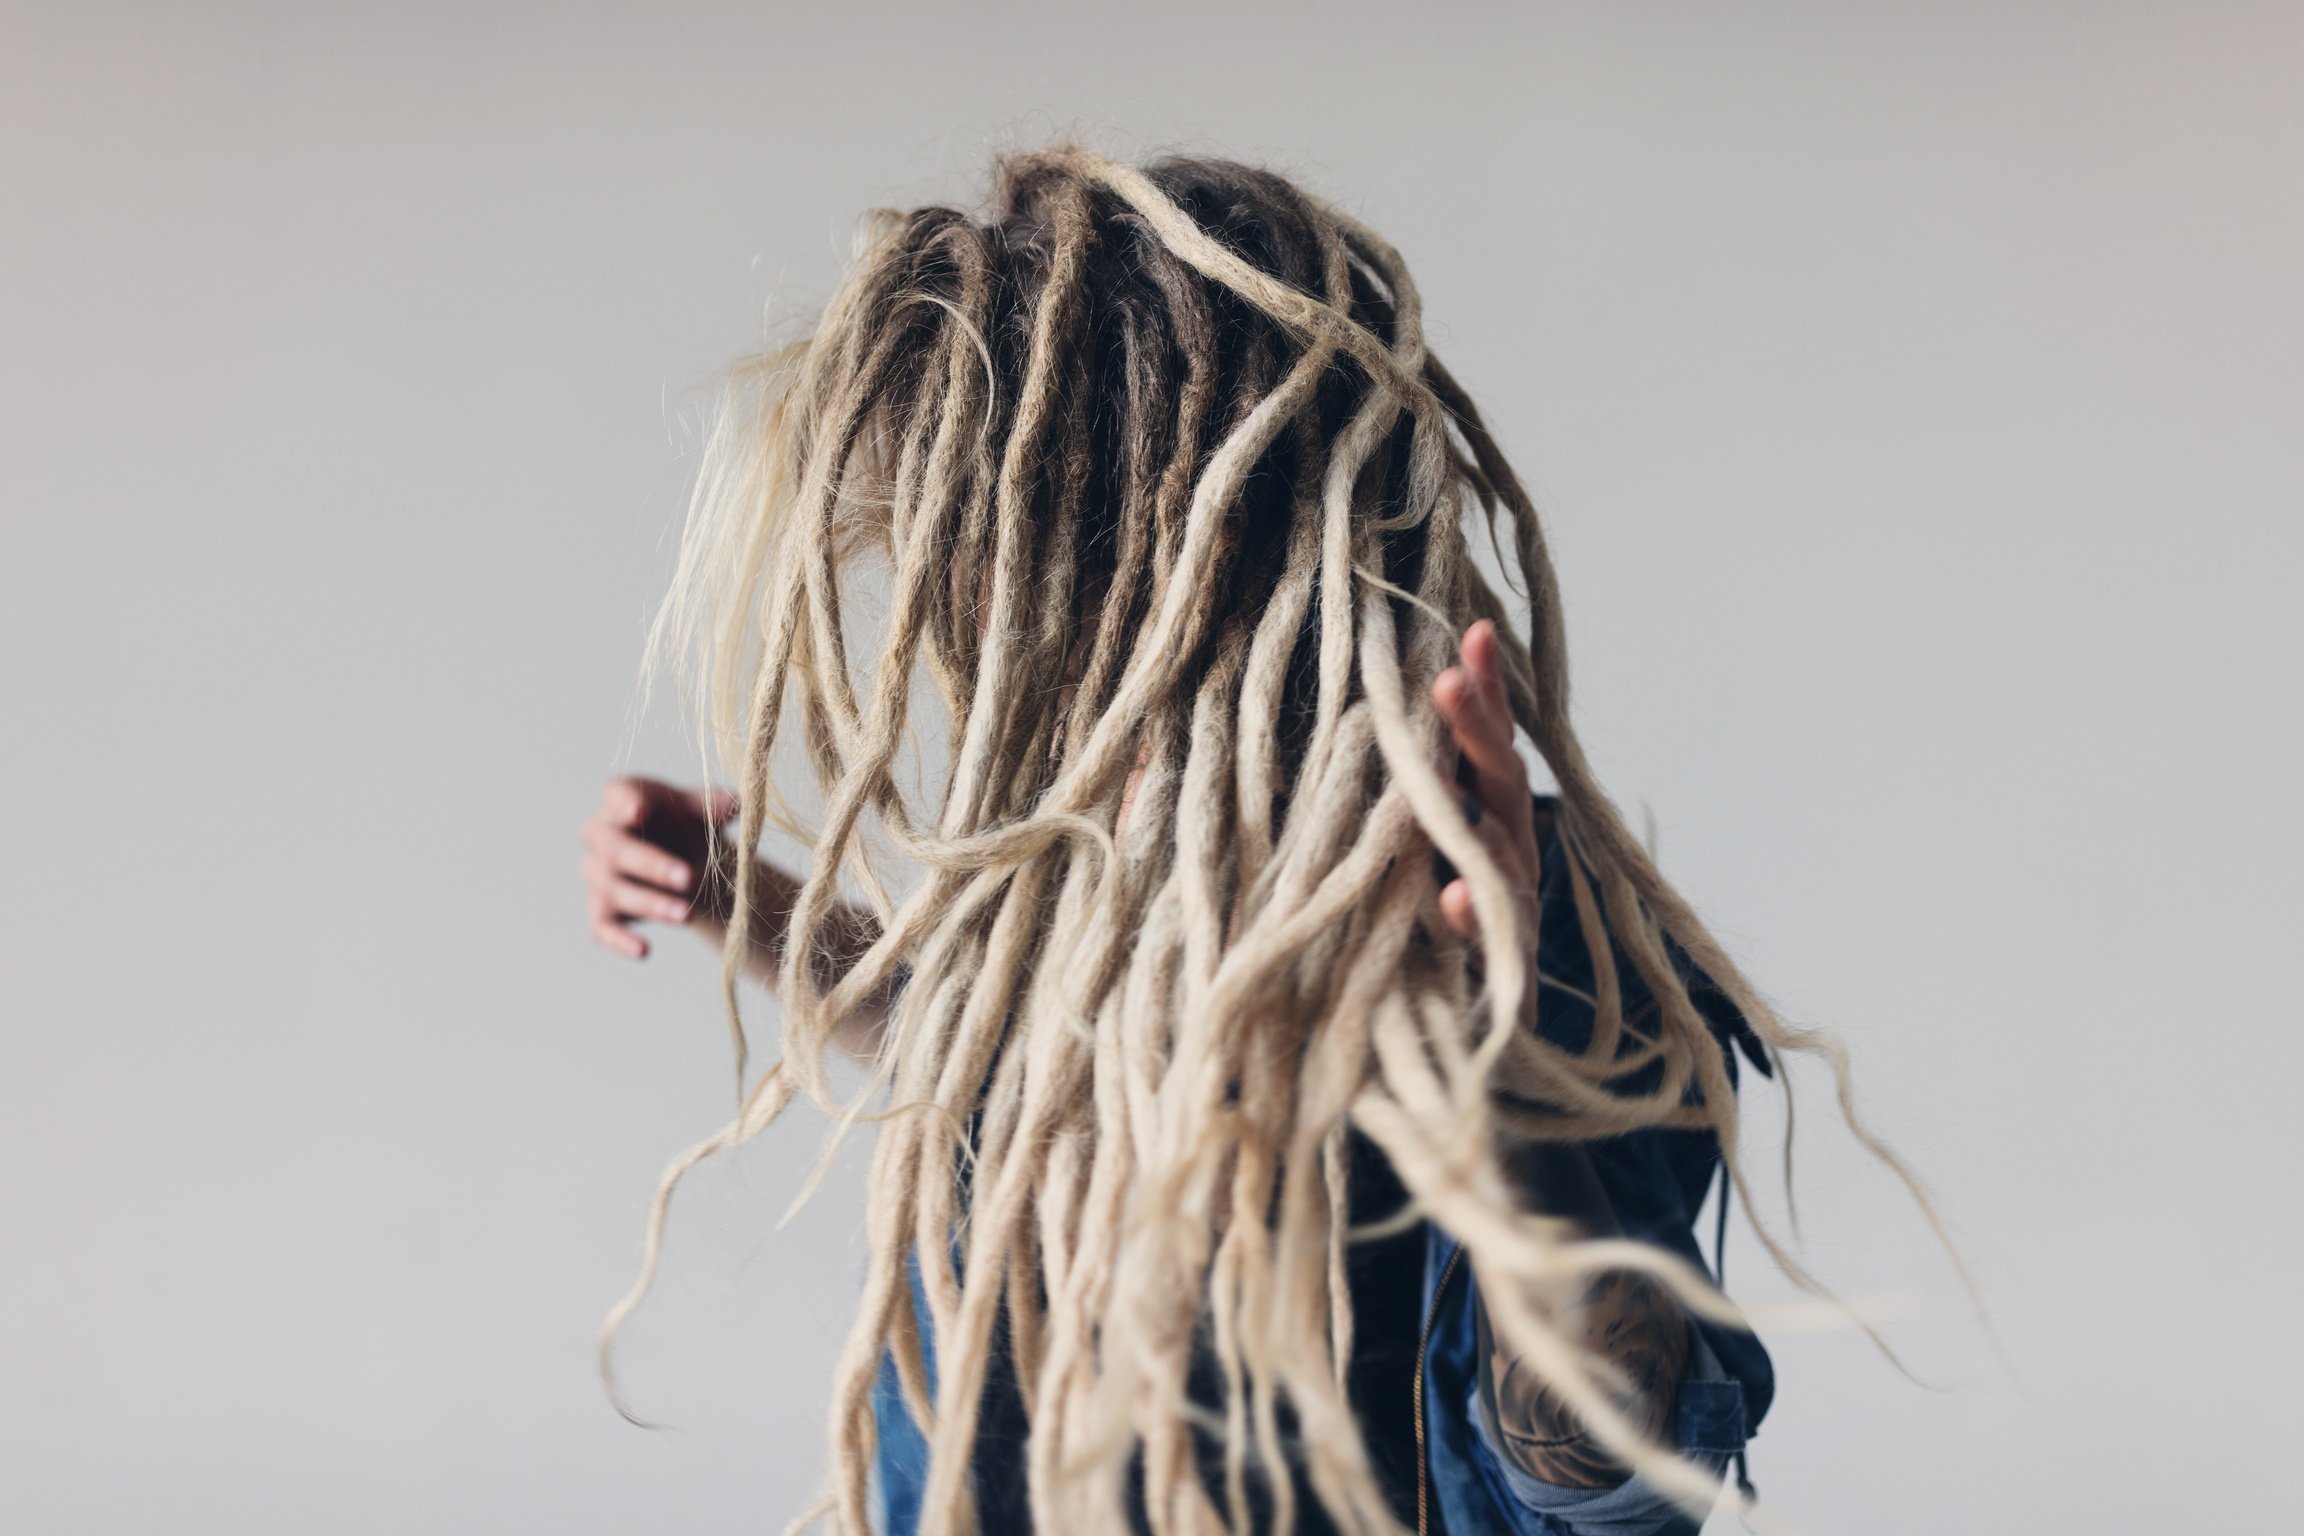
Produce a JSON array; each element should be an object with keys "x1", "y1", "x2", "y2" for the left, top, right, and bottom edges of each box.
[{"x1": 1412, "y1": 1243, "x2": 1468, "y2": 1536}]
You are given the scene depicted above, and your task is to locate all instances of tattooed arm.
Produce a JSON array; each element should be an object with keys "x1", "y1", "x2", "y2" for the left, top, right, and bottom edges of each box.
[{"x1": 1473, "y1": 1140, "x2": 1689, "y2": 1490}]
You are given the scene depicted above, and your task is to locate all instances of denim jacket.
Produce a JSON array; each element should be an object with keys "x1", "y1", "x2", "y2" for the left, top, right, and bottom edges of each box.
[{"x1": 1407, "y1": 794, "x2": 1773, "y2": 1536}]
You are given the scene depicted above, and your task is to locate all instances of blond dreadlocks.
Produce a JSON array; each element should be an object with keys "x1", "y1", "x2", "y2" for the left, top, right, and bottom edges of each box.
[{"x1": 606, "y1": 146, "x2": 1969, "y2": 1536}]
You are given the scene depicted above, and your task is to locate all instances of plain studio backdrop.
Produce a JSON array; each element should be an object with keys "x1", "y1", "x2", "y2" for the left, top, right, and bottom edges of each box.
[{"x1": 5, "y1": 3, "x2": 2298, "y2": 1532}]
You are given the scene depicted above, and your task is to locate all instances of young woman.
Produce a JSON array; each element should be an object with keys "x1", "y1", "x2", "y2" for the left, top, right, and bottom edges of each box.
[{"x1": 579, "y1": 149, "x2": 1929, "y2": 1536}]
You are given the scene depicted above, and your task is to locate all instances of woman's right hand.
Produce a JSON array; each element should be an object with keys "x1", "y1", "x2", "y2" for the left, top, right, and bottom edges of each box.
[{"x1": 580, "y1": 777, "x2": 740, "y2": 959}]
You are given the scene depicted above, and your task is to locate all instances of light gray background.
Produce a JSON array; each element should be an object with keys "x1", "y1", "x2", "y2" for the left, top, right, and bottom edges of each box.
[{"x1": 5, "y1": 3, "x2": 2298, "y2": 1532}]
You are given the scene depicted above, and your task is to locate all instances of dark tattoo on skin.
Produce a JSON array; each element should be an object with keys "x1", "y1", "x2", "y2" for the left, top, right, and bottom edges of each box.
[
  {"x1": 1475, "y1": 1265, "x2": 1689, "y2": 1489},
  {"x1": 1474, "y1": 1139, "x2": 1688, "y2": 1489}
]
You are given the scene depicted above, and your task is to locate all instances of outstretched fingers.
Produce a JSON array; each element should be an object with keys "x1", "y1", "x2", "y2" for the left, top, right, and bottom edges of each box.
[
  {"x1": 581, "y1": 777, "x2": 740, "y2": 960},
  {"x1": 1435, "y1": 621, "x2": 1531, "y2": 839}
]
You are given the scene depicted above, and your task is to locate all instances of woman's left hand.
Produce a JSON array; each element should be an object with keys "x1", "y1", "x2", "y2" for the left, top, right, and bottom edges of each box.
[{"x1": 1430, "y1": 619, "x2": 1543, "y2": 941}]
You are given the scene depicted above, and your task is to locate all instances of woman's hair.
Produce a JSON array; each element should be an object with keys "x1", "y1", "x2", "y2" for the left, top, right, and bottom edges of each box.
[{"x1": 610, "y1": 146, "x2": 1964, "y2": 1535}]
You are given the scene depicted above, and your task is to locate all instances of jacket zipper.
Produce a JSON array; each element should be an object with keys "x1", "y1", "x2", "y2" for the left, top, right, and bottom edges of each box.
[{"x1": 1412, "y1": 1242, "x2": 1467, "y2": 1536}]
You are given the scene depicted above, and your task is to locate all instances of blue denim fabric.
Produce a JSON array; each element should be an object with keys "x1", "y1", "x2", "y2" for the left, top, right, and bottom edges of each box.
[
  {"x1": 1508, "y1": 795, "x2": 1776, "y2": 1439},
  {"x1": 1407, "y1": 793, "x2": 1774, "y2": 1536},
  {"x1": 872, "y1": 1278, "x2": 931, "y2": 1536},
  {"x1": 873, "y1": 1254, "x2": 1034, "y2": 1536},
  {"x1": 1420, "y1": 1229, "x2": 1748, "y2": 1536}
]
